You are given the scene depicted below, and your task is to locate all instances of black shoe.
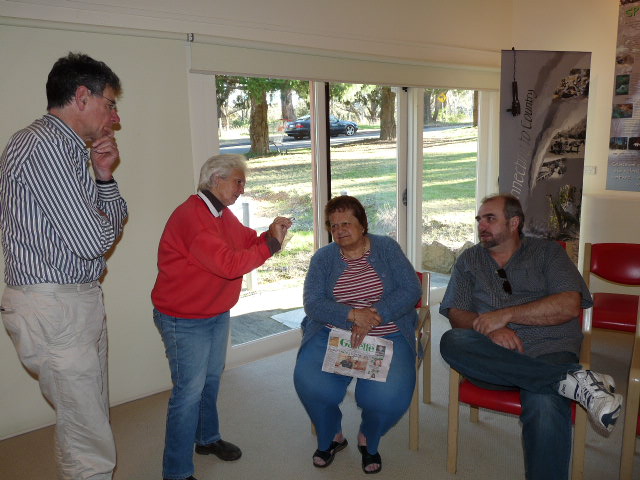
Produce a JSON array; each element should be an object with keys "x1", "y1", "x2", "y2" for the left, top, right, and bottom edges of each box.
[
  {"x1": 312, "y1": 438, "x2": 348, "y2": 468},
  {"x1": 195, "y1": 439, "x2": 242, "y2": 461},
  {"x1": 358, "y1": 445, "x2": 382, "y2": 474}
]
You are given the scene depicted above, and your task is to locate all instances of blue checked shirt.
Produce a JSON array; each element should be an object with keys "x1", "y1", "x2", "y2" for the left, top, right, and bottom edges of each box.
[
  {"x1": 0, "y1": 114, "x2": 128, "y2": 285},
  {"x1": 440, "y1": 237, "x2": 593, "y2": 357}
]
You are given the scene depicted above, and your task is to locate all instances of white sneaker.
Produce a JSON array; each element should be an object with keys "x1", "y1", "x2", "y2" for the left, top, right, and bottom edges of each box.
[{"x1": 558, "y1": 370, "x2": 623, "y2": 433}]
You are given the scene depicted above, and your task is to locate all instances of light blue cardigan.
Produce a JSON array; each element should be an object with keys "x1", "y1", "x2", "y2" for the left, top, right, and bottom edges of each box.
[{"x1": 300, "y1": 234, "x2": 422, "y2": 355}]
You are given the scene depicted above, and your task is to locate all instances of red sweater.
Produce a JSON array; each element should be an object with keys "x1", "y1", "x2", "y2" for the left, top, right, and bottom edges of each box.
[{"x1": 151, "y1": 195, "x2": 272, "y2": 318}]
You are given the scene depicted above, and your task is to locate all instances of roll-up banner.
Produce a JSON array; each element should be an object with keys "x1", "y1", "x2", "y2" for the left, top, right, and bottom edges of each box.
[{"x1": 499, "y1": 49, "x2": 591, "y2": 247}]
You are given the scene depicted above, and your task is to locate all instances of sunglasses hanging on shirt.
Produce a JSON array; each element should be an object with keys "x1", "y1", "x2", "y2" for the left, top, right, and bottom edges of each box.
[{"x1": 496, "y1": 268, "x2": 513, "y2": 295}]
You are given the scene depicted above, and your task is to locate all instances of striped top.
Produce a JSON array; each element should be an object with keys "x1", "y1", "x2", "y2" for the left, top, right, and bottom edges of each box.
[
  {"x1": 332, "y1": 250, "x2": 399, "y2": 336},
  {"x1": 0, "y1": 114, "x2": 128, "y2": 285}
]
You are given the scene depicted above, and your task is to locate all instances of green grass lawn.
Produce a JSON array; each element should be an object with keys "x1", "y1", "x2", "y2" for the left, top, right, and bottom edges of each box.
[{"x1": 243, "y1": 125, "x2": 478, "y2": 284}]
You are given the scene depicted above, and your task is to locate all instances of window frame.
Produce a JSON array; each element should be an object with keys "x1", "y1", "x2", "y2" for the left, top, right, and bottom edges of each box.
[{"x1": 187, "y1": 72, "x2": 499, "y2": 368}]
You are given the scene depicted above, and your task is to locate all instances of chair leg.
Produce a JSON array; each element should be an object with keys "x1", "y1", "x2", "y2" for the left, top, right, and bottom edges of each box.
[
  {"x1": 447, "y1": 369, "x2": 461, "y2": 474},
  {"x1": 620, "y1": 383, "x2": 640, "y2": 479},
  {"x1": 571, "y1": 406, "x2": 587, "y2": 480},
  {"x1": 409, "y1": 370, "x2": 419, "y2": 450},
  {"x1": 470, "y1": 405, "x2": 479, "y2": 423},
  {"x1": 423, "y1": 337, "x2": 431, "y2": 404}
]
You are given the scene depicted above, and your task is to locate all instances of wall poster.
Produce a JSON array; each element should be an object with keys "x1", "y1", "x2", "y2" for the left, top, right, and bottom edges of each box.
[
  {"x1": 499, "y1": 49, "x2": 591, "y2": 250},
  {"x1": 607, "y1": 0, "x2": 640, "y2": 191}
]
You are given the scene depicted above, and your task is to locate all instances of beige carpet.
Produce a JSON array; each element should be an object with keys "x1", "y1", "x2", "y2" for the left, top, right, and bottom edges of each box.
[{"x1": 0, "y1": 308, "x2": 638, "y2": 479}]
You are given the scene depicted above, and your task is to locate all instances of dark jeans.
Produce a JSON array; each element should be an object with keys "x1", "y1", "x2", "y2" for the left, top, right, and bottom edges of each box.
[{"x1": 440, "y1": 328, "x2": 581, "y2": 480}]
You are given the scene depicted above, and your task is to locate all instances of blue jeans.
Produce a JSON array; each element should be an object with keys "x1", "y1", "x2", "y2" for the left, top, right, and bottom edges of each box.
[
  {"x1": 153, "y1": 309, "x2": 230, "y2": 480},
  {"x1": 293, "y1": 328, "x2": 415, "y2": 454},
  {"x1": 440, "y1": 328, "x2": 581, "y2": 480}
]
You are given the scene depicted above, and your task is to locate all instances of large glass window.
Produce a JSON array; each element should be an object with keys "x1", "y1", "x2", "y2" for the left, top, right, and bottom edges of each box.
[
  {"x1": 216, "y1": 75, "x2": 313, "y2": 345},
  {"x1": 421, "y1": 89, "x2": 478, "y2": 288},
  {"x1": 214, "y1": 78, "x2": 479, "y2": 345},
  {"x1": 329, "y1": 83, "x2": 399, "y2": 238}
]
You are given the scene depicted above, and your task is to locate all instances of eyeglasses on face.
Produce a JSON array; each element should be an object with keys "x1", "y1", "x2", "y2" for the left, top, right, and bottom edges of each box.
[
  {"x1": 89, "y1": 90, "x2": 117, "y2": 112},
  {"x1": 496, "y1": 268, "x2": 513, "y2": 295}
]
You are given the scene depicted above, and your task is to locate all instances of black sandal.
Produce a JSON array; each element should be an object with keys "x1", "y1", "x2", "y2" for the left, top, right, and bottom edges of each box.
[
  {"x1": 312, "y1": 438, "x2": 348, "y2": 468},
  {"x1": 358, "y1": 445, "x2": 382, "y2": 474}
]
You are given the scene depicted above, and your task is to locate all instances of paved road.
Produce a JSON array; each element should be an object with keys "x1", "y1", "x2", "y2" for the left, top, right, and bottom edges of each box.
[
  {"x1": 220, "y1": 129, "x2": 379, "y2": 154},
  {"x1": 219, "y1": 123, "x2": 473, "y2": 155}
]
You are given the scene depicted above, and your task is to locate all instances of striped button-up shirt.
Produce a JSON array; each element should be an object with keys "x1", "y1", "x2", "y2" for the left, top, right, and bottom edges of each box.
[{"x1": 0, "y1": 114, "x2": 128, "y2": 285}]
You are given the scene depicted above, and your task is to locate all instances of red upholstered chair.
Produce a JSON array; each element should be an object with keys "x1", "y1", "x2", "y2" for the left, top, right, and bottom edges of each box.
[
  {"x1": 446, "y1": 310, "x2": 591, "y2": 480},
  {"x1": 581, "y1": 242, "x2": 640, "y2": 333},
  {"x1": 581, "y1": 243, "x2": 640, "y2": 479},
  {"x1": 409, "y1": 271, "x2": 431, "y2": 450},
  {"x1": 620, "y1": 298, "x2": 640, "y2": 480}
]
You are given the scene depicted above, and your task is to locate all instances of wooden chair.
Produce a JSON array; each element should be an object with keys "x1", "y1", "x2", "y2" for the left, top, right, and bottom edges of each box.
[
  {"x1": 446, "y1": 308, "x2": 591, "y2": 479},
  {"x1": 581, "y1": 243, "x2": 640, "y2": 479},
  {"x1": 620, "y1": 297, "x2": 640, "y2": 480},
  {"x1": 409, "y1": 271, "x2": 431, "y2": 450},
  {"x1": 582, "y1": 242, "x2": 640, "y2": 333}
]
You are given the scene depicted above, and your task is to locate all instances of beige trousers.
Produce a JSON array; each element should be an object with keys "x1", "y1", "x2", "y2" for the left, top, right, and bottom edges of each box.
[{"x1": 1, "y1": 283, "x2": 116, "y2": 480}]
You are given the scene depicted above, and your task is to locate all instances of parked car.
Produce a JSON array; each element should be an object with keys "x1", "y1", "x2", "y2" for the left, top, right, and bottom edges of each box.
[{"x1": 285, "y1": 115, "x2": 358, "y2": 140}]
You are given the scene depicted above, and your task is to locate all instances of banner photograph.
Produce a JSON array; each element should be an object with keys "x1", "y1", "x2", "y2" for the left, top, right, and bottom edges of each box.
[{"x1": 499, "y1": 49, "x2": 591, "y2": 246}]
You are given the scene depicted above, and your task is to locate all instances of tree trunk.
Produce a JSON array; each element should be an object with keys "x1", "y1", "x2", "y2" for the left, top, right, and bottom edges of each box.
[
  {"x1": 280, "y1": 88, "x2": 296, "y2": 121},
  {"x1": 219, "y1": 107, "x2": 229, "y2": 130},
  {"x1": 432, "y1": 100, "x2": 442, "y2": 123},
  {"x1": 379, "y1": 87, "x2": 396, "y2": 141},
  {"x1": 215, "y1": 75, "x2": 239, "y2": 132},
  {"x1": 249, "y1": 91, "x2": 270, "y2": 155},
  {"x1": 473, "y1": 90, "x2": 479, "y2": 127},
  {"x1": 424, "y1": 91, "x2": 432, "y2": 126}
]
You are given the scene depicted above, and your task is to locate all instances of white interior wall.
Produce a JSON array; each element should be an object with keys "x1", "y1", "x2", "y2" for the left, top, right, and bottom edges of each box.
[
  {"x1": 0, "y1": 24, "x2": 193, "y2": 437},
  {"x1": 0, "y1": 0, "x2": 635, "y2": 439},
  {"x1": 510, "y1": 1, "x2": 640, "y2": 255},
  {"x1": 0, "y1": 0, "x2": 510, "y2": 67}
]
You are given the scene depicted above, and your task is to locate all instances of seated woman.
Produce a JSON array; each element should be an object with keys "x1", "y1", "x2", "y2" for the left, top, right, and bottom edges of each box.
[{"x1": 293, "y1": 195, "x2": 421, "y2": 474}]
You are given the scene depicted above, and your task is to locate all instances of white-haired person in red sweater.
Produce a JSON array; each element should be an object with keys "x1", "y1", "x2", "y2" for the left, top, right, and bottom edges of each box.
[{"x1": 151, "y1": 153, "x2": 292, "y2": 480}]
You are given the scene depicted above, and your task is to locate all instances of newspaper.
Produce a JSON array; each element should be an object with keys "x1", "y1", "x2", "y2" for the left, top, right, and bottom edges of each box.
[{"x1": 321, "y1": 328, "x2": 394, "y2": 382}]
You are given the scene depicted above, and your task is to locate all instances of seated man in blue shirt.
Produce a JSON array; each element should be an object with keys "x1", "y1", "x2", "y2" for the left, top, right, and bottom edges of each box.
[{"x1": 439, "y1": 194, "x2": 622, "y2": 480}]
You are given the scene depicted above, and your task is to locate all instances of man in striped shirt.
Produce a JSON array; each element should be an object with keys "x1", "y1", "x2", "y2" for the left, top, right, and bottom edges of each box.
[{"x1": 0, "y1": 52, "x2": 128, "y2": 480}]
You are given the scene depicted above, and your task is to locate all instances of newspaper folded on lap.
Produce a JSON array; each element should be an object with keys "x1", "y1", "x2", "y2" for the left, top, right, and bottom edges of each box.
[{"x1": 321, "y1": 327, "x2": 394, "y2": 382}]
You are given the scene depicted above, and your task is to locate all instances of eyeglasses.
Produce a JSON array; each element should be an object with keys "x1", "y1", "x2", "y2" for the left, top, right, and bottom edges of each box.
[
  {"x1": 90, "y1": 90, "x2": 117, "y2": 112},
  {"x1": 496, "y1": 268, "x2": 512, "y2": 295}
]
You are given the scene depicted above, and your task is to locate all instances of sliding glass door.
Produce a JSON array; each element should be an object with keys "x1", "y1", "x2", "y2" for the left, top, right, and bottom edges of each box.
[
  {"x1": 215, "y1": 74, "x2": 313, "y2": 347},
  {"x1": 328, "y1": 83, "x2": 399, "y2": 239},
  {"x1": 202, "y1": 75, "x2": 489, "y2": 365},
  {"x1": 420, "y1": 89, "x2": 478, "y2": 289}
]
